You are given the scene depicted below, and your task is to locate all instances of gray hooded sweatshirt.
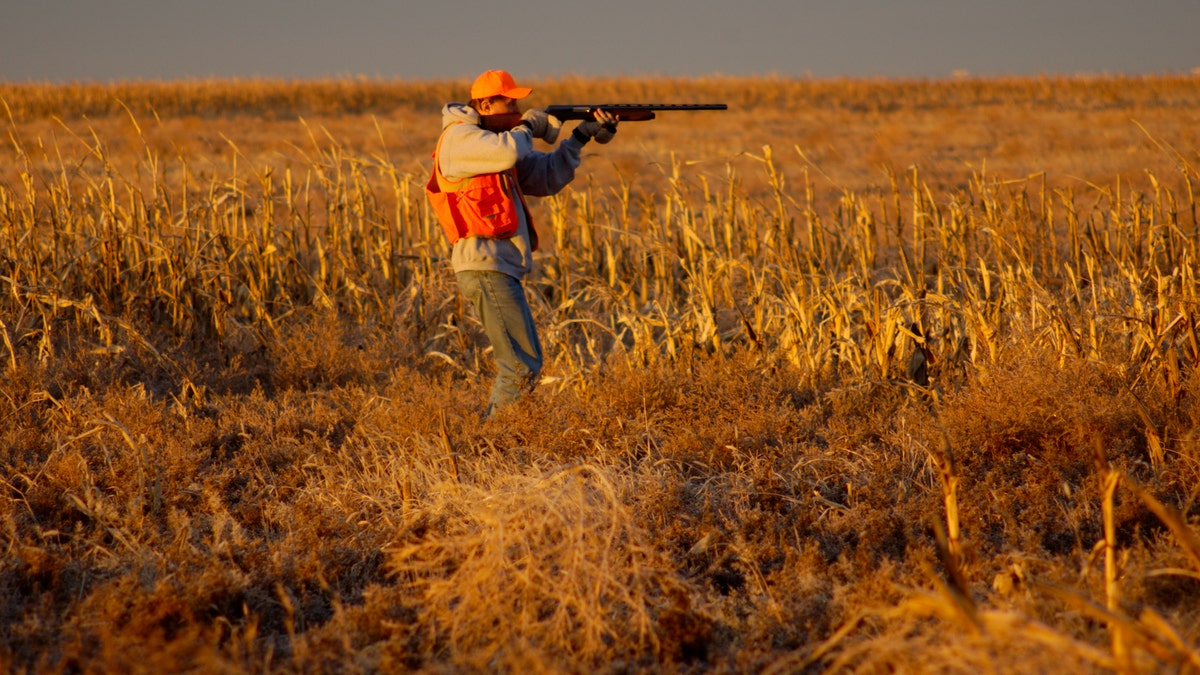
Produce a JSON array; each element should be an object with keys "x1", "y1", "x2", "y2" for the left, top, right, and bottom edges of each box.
[{"x1": 437, "y1": 103, "x2": 588, "y2": 279}]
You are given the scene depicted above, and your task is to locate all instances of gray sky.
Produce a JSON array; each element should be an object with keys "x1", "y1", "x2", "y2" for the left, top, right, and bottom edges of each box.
[{"x1": 3, "y1": 0, "x2": 1197, "y2": 83}]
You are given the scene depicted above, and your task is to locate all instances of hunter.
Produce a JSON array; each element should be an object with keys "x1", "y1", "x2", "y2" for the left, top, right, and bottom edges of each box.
[{"x1": 426, "y1": 69, "x2": 617, "y2": 418}]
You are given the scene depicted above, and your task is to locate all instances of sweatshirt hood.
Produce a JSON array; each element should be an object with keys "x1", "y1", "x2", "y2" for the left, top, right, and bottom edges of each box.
[{"x1": 442, "y1": 103, "x2": 479, "y2": 129}]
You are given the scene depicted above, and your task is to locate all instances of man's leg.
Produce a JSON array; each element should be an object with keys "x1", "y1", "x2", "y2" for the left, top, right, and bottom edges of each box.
[{"x1": 456, "y1": 270, "x2": 543, "y2": 415}]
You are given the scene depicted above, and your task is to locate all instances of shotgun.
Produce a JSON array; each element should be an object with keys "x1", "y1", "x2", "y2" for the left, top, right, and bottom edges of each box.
[
  {"x1": 479, "y1": 103, "x2": 727, "y2": 133},
  {"x1": 544, "y1": 103, "x2": 728, "y2": 124}
]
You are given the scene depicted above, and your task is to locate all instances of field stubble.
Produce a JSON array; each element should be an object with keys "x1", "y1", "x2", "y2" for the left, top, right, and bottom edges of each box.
[{"x1": 2, "y1": 75, "x2": 1200, "y2": 672}]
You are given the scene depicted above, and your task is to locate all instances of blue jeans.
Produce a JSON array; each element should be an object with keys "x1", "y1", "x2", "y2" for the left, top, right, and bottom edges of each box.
[{"x1": 456, "y1": 270, "x2": 543, "y2": 415}]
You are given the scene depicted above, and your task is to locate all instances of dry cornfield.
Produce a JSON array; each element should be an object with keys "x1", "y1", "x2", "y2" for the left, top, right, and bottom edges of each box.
[{"x1": 2, "y1": 74, "x2": 1200, "y2": 673}]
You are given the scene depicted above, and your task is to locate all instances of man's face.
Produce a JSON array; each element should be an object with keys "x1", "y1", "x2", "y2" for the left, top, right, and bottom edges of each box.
[{"x1": 478, "y1": 96, "x2": 519, "y2": 116}]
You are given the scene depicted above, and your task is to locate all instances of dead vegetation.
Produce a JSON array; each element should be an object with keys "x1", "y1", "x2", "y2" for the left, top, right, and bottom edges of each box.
[{"x1": 2, "y1": 74, "x2": 1200, "y2": 673}]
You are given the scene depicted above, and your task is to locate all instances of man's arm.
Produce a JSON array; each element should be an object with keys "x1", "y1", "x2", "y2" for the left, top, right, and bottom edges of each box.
[
  {"x1": 437, "y1": 122, "x2": 534, "y2": 183},
  {"x1": 514, "y1": 134, "x2": 586, "y2": 197},
  {"x1": 514, "y1": 108, "x2": 619, "y2": 196}
]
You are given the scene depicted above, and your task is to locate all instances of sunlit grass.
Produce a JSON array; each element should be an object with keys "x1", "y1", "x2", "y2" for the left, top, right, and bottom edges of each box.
[{"x1": 2, "y1": 74, "x2": 1199, "y2": 672}]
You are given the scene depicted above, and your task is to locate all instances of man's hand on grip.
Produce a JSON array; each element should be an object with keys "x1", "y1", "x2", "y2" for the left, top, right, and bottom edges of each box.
[{"x1": 575, "y1": 109, "x2": 617, "y2": 144}]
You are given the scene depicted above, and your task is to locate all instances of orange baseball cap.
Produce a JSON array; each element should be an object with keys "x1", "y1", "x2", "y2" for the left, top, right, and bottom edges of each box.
[{"x1": 470, "y1": 70, "x2": 532, "y2": 100}]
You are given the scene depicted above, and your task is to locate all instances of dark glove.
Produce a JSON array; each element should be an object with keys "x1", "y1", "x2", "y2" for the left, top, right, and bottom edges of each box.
[{"x1": 574, "y1": 120, "x2": 616, "y2": 144}]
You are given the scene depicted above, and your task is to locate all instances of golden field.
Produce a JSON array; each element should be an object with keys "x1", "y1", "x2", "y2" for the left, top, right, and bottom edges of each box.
[{"x1": 1, "y1": 74, "x2": 1200, "y2": 673}]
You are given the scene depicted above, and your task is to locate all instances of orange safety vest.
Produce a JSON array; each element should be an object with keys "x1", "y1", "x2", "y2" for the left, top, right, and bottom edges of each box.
[{"x1": 425, "y1": 125, "x2": 539, "y2": 251}]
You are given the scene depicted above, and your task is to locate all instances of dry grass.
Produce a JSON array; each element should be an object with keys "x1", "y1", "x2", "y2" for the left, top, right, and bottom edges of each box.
[
  {"x1": 2, "y1": 74, "x2": 1200, "y2": 673},
  {"x1": 385, "y1": 462, "x2": 705, "y2": 670}
]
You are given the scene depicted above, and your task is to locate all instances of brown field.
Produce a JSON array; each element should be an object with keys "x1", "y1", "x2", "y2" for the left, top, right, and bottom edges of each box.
[{"x1": 2, "y1": 74, "x2": 1200, "y2": 673}]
